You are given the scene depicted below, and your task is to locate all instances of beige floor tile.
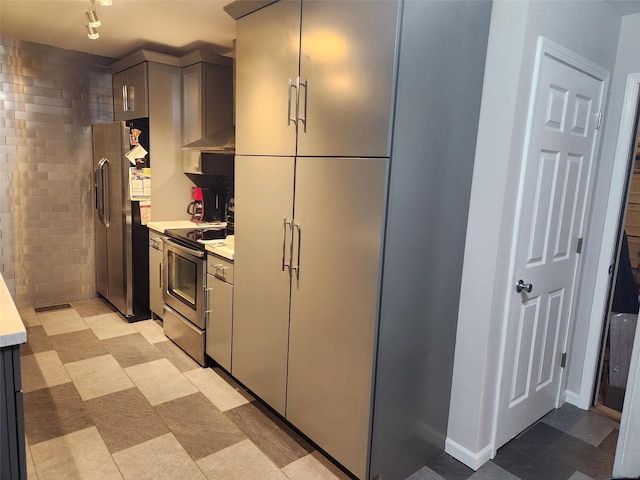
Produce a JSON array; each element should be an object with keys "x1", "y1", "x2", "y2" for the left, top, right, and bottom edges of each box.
[
  {"x1": 124, "y1": 358, "x2": 198, "y2": 406},
  {"x1": 132, "y1": 319, "x2": 167, "y2": 344},
  {"x1": 184, "y1": 367, "x2": 249, "y2": 412},
  {"x1": 21, "y1": 351, "x2": 71, "y2": 393},
  {"x1": 64, "y1": 354, "x2": 134, "y2": 401},
  {"x1": 84, "y1": 313, "x2": 137, "y2": 340},
  {"x1": 29, "y1": 426, "x2": 123, "y2": 480},
  {"x1": 196, "y1": 439, "x2": 288, "y2": 480},
  {"x1": 37, "y1": 309, "x2": 88, "y2": 336},
  {"x1": 113, "y1": 433, "x2": 206, "y2": 480},
  {"x1": 282, "y1": 451, "x2": 350, "y2": 480},
  {"x1": 20, "y1": 307, "x2": 40, "y2": 327},
  {"x1": 26, "y1": 441, "x2": 38, "y2": 480}
]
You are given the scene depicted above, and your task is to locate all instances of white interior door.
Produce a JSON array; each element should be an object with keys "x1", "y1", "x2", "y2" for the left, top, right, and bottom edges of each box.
[{"x1": 496, "y1": 39, "x2": 606, "y2": 448}]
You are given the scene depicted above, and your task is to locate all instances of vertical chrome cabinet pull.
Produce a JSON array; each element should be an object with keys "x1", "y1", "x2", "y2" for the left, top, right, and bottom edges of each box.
[
  {"x1": 298, "y1": 79, "x2": 308, "y2": 132},
  {"x1": 122, "y1": 85, "x2": 128, "y2": 112},
  {"x1": 205, "y1": 287, "x2": 214, "y2": 315},
  {"x1": 282, "y1": 218, "x2": 292, "y2": 272},
  {"x1": 159, "y1": 263, "x2": 163, "y2": 289},
  {"x1": 291, "y1": 223, "x2": 301, "y2": 279},
  {"x1": 287, "y1": 79, "x2": 297, "y2": 126}
]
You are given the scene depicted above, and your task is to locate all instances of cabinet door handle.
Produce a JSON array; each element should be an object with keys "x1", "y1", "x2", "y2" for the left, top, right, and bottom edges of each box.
[
  {"x1": 287, "y1": 79, "x2": 298, "y2": 126},
  {"x1": 158, "y1": 263, "x2": 163, "y2": 289},
  {"x1": 298, "y1": 79, "x2": 307, "y2": 132},
  {"x1": 291, "y1": 223, "x2": 301, "y2": 279},
  {"x1": 282, "y1": 218, "x2": 292, "y2": 272},
  {"x1": 122, "y1": 85, "x2": 128, "y2": 111}
]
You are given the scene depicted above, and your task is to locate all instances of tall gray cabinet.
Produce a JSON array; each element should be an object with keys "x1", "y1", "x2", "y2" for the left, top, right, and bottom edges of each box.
[{"x1": 227, "y1": 1, "x2": 492, "y2": 479}]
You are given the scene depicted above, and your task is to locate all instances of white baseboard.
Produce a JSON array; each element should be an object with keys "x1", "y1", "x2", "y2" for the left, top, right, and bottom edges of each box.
[
  {"x1": 562, "y1": 389, "x2": 581, "y2": 408},
  {"x1": 444, "y1": 437, "x2": 493, "y2": 471}
]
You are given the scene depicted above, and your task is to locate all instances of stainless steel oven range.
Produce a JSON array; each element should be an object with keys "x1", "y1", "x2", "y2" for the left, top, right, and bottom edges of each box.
[{"x1": 162, "y1": 225, "x2": 225, "y2": 365}]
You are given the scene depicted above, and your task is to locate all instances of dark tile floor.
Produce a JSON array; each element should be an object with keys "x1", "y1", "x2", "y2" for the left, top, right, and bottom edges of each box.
[
  {"x1": 19, "y1": 298, "x2": 621, "y2": 480},
  {"x1": 414, "y1": 404, "x2": 619, "y2": 480}
]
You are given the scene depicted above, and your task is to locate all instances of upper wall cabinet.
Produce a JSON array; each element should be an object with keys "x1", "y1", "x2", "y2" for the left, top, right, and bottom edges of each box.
[
  {"x1": 235, "y1": 0, "x2": 398, "y2": 158},
  {"x1": 113, "y1": 62, "x2": 149, "y2": 121}
]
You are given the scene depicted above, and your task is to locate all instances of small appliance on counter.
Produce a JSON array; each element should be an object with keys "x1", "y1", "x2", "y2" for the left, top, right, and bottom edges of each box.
[{"x1": 187, "y1": 186, "x2": 227, "y2": 224}]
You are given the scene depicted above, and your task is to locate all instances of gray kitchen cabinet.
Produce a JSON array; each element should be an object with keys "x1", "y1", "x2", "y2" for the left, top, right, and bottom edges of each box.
[
  {"x1": 109, "y1": 53, "x2": 192, "y2": 221},
  {"x1": 233, "y1": 156, "x2": 293, "y2": 414},
  {"x1": 205, "y1": 255, "x2": 234, "y2": 371},
  {"x1": 234, "y1": 0, "x2": 397, "y2": 158},
  {"x1": 148, "y1": 230, "x2": 164, "y2": 319},
  {"x1": 113, "y1": 62, "x2": 149, "y2": 121},
  {"x1": 1, "y1": 346, "x2": 25, "y2": 480},
  {"x1": 228, "y1": 1, "x2": 493, "y2": 479}
]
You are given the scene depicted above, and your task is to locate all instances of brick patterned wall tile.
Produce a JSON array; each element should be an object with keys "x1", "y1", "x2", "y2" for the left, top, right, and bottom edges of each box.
[{"x1": 0, "y1": 35, "x2": 115, "y2": 308}]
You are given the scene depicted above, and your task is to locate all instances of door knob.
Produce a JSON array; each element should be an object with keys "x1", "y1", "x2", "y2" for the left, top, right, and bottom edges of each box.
[{"x1": 516, "y1": 279, "x2": 533, "y2": 293}]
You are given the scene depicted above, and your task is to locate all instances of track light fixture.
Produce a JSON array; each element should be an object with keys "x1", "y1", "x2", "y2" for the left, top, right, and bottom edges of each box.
[
  {"x1": 86, "y1": 24, "x2": 99, "y2": 40},
  {"x1": 86, "y1": 7, "x2": 101, "y2": 28},
  {"x1": 84, "y1": 0, "x2": 112, "y2": 40}
]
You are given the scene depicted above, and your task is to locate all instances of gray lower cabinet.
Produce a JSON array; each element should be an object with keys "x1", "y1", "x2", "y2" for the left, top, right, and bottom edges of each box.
[
  {"x1": 233, "y1": 155, "x2": 386, "y2": 478},
  {"x1": 0, "y1": 345, "x2": 26, "y2": 480},
  {"x1": 233, "y1": 156, "x2": 293, "y2": 414},
  {"x1": 148, "y1": 230, "x2": 164, "y2": 318},
  {"x1": 205, "y1": 255, "x2": 234, "y2": 372}
]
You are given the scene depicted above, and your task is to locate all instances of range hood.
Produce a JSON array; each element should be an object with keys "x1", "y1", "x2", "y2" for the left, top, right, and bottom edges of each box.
[
  {"x1": 181, "y1": 57, "x2": 234, "y2": 158},
  {"x1": 182, "y1": 126, "x2": 235, "y2": 152}
]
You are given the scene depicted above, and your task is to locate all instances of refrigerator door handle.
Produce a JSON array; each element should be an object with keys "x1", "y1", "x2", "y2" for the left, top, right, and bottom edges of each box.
[{"x1": 96, "y1": 157, "x2": 110, "y2": 227}]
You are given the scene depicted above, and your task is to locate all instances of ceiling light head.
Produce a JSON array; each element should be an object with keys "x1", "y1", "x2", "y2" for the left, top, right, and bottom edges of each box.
[
  {"x1": 86, "y1": 8, "x2": 101, "y2": 28},
  {"x1": 99, "y1": 0, "x2": 112, "y2": 5},
  {"x1": 86, "y1": 24, "x2": 100, "y2": 40}
]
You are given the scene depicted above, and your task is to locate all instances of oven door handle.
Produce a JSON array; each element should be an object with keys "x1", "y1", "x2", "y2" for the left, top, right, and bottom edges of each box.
[{"x1": 162, "y1": 238, "x2": 206, "y2": 258}]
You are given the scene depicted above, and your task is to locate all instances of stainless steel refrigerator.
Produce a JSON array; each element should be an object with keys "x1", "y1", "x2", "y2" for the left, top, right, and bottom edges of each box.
[{"x1": 92, "y1": 120, "x2": 150, "y2": 321}]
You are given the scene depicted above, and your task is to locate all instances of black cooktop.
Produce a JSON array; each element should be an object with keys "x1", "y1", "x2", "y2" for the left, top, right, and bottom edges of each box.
[{"x1": 165, "y1": 224, "x2": 226, "y2": 250}]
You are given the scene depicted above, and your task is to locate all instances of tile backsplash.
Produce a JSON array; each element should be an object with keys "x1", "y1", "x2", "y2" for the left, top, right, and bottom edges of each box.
[{"x1": 0, "y1": 36, "x2": 114, "y2": 308}]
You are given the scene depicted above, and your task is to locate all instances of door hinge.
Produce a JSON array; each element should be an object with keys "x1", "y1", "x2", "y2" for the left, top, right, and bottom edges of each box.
[
  {"x1": 561, "y1": 352, "x2": 567, "y2": 368},
  {"x1": 576, "y1": 237, "x2": 583, "y2": 254},
  {"x1": 596, "y1": 111, "x2": 603, "y2": 130}
]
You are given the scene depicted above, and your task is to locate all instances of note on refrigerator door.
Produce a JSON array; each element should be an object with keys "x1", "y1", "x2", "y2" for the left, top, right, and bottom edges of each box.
[
  {"x1": 126, "y1": 144, "x2": 148, "y2": 165},
  {"x1": 129, "y1": 167, "x2": 151, "y2": 200}
]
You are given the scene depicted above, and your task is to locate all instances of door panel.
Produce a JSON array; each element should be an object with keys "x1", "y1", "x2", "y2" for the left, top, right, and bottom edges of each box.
[
  {"x1": 286, "y1": 157, "x2": 387, "y2": 479},
  {"x1": 235, "y1": 1, "x2": 300, "y2": 156},
  {"x1": 232, "y1": 155, "x2": 294, "y2": 415},
  {"x1": 497, "y1": 46, "x2": 605, "y2": 447},
  {"x1": 297, "y1": 1, "x2": 398, "y2": 157}
]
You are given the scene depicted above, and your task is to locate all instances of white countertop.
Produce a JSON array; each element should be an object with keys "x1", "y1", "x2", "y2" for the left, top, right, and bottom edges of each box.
[
  {"x1": 204, "y1": 243, "x2": 235, "y2": 261},
  {"x1": 0, "y1": 273, "x2": 27, "y2": 347},
  {"x1": 147, "y1": 220, "x2": 204, "y2": 233}
]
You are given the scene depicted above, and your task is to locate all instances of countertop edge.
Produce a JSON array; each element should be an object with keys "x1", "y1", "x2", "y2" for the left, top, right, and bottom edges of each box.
[{"x1": 0, "y1": 273, "x2": 27, "y2": 347}]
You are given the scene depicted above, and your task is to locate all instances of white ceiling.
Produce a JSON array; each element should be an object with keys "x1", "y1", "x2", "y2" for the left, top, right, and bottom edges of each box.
[
  {"x1": 0, "y1": 0, "x2": 237, "y2": 60},
  {"x1": 2, "y1": 1, "x2": 640, "y2": 62}
]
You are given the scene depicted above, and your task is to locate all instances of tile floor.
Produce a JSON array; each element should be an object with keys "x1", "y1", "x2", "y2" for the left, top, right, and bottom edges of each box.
[{"x1": 19, "y1": 298, "x2": 620, "y2": 480}]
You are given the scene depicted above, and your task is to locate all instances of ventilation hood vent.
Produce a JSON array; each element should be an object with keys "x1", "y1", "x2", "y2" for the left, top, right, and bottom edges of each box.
[
  {"x1": 181, "y1": 59, "x2": 234, "y2": 155},
  {"x1": 182, "y1": 126, "x2": 235, "y2": 152}
]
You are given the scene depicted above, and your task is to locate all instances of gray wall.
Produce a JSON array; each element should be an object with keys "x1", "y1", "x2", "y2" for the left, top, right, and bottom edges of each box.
[
  {"x1": 447, "y1": 0, "x2": 622, "y2": 468},
  {"x1": 0, "y1": 37, "x2": 114, "y2": 308}
]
